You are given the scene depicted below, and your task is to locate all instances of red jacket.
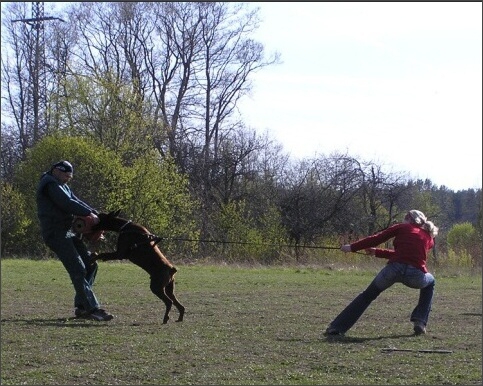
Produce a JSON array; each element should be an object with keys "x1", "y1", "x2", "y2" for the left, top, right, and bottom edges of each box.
[{"x1": 350, "y1": 223, "x2": 434, "y2": 273}]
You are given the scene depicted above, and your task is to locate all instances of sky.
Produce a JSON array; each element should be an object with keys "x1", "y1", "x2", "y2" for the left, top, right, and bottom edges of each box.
[
  {"x1": 2, "y1": 2, "x2": 481, "y2": 191},
  {"x1": 239, "y1": 2, "x2": 482, "y2": 191}
]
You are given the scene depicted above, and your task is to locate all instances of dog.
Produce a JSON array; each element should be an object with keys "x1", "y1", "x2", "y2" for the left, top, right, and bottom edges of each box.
[{"x1": 88, "y1": 210, "x2": 185, "y2": 324}]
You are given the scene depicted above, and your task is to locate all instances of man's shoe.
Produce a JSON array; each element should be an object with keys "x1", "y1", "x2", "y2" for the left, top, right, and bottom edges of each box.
[
  {"x1": 74, "y1": 307, "x2": 89, "y2": 318},
  {"x1": 413, "y1": 321, "x2": 426, "y2": 335},
  {"x1": 89, "y1": 308, "x2": 114, "y2": 321}
]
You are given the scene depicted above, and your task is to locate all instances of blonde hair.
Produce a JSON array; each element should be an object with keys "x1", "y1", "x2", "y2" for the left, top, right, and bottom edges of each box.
[
  {"x1": 407, "y1": 210, "x2": 439, "y2": 238},
  {"x1": 422, "y1": 220, "x2": 439, "y2": 238}
]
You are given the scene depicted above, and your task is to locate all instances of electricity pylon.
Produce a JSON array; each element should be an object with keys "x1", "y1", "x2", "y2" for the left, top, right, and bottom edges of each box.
[{"x1": 12, "y1": 2, "x2": 64, "y2": 143}]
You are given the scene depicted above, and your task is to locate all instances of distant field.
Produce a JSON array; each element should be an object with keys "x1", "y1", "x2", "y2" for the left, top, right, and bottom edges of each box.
[{"x1": 1, "y1": 259, "x2": 481, "y2": 385}]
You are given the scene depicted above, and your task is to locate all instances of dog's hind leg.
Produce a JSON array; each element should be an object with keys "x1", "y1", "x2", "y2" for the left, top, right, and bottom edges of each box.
[
  {"x1": 150, "y1": 277, "x2": 173, "y2": 324},
  {"x1": 165, "y1": 280, "x2": 185, "y2": 322}
]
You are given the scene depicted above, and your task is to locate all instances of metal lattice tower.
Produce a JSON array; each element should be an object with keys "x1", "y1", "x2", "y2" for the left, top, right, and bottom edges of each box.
[
  {"x1": 32, "y1": 1, "x2": 46, "y2": 141},
  {"x1": 12, "y1": 2, "x2": 64, "y2": 143}
]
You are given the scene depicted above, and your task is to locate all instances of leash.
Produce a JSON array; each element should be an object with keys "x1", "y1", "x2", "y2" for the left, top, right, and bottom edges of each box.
[
  {"x1": 100, "y1": 230, "x2": 366, "y2": 255},
  {"x1": 96, "y1": 216, "x2": 362, "y2": 253},
  {"x1": 157, "y1": 236, "x2": 353, "y2": 252}
]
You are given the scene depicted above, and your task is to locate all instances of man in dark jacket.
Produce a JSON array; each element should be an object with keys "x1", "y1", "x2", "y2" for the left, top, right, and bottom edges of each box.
[{"x1": 36, "y1": 160, "x2": 113, "y2": 321}]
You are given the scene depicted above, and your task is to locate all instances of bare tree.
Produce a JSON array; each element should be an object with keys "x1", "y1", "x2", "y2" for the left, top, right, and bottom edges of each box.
[
  {"x1": 1, "y1": 2, "x2": 67, "y2": 178},
  {"x1": 146, "y1": 2, "x2": 281, "y2": 237},
  {"x1": 279, "y1": 153, "x2": 364, "y2": 253},
  {"x1": 356, "y1": 162, "x2": 412, "y2": 234},
  {"x1": 1, "y1": 2, "x2": 37, "y2": 162}
]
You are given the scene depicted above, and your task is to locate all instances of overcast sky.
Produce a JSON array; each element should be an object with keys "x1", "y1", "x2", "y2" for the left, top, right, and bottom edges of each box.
[{"x1": 239, "y1": 2, "x2": 482, "y2": 191}]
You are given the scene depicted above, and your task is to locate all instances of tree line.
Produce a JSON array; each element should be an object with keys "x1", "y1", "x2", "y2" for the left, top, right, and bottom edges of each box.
[{"x1": 1, "y1": 2, "x2": 481, "y2": 264}]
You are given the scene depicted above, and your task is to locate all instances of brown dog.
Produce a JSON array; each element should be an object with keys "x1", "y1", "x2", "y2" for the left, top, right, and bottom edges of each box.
[{"x1": 90, "y1": 210, "x2": 185, "y2": 324}]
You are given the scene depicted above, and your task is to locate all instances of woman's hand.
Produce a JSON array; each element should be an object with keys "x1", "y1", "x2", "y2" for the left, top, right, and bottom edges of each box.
[{"x1": 340, "y1": 244, "x2": 352, "y2": 253}]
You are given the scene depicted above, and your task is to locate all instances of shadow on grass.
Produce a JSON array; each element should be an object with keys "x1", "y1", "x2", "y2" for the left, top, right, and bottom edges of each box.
[
  {"x1": 321, "y1": 333, "x2": 416, "y2": 343},
  {"x1": 276, "y1": 333, "x2": 415, "y2": 344},
  {"x1": 0, "y1": 317, "x2": 111, "y2": 328}
]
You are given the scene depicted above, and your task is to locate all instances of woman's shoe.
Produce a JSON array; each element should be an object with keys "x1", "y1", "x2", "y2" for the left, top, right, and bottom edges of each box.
[{"x1": 324, "y1": 326, "x2": 344, "y2": 336}]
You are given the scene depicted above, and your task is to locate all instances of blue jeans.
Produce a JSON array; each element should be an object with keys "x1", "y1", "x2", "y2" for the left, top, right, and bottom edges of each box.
[
  {"x1": 329, "y1": 262, "x2": 435, "y2": 334},
  {"x1": 44, "y1": 230, "x2": 100, "y2": 312}
]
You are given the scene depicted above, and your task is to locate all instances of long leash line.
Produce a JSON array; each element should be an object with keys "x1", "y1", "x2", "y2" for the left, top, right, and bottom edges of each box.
[
  {"x1": 111, "y1": 231, "x2": 358, "y2": 253},
  {"x1": 165, "y1": 236, "x2": 340, "y2": 250},
  {"x1": 157, "y1": 236, "x2": 366, "y2": 253},
  {"x1": 96, "y1": 217, "x2": 363, "y2": 254}
]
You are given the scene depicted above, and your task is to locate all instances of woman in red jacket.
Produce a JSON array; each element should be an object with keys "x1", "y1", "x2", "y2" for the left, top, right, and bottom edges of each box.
[{"x1": 324, "y1": 210, "x2": 439, "y2": 336}]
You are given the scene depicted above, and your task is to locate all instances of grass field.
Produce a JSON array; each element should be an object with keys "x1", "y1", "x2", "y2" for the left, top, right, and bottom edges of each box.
[{"x1": 1, "y1": 259, "x2": 481, "y2": 385}]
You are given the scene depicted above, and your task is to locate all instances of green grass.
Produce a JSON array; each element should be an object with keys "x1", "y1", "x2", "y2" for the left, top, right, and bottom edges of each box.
[{"x1": 1, "y1": 259, "x2": 481, "y2": 385}]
